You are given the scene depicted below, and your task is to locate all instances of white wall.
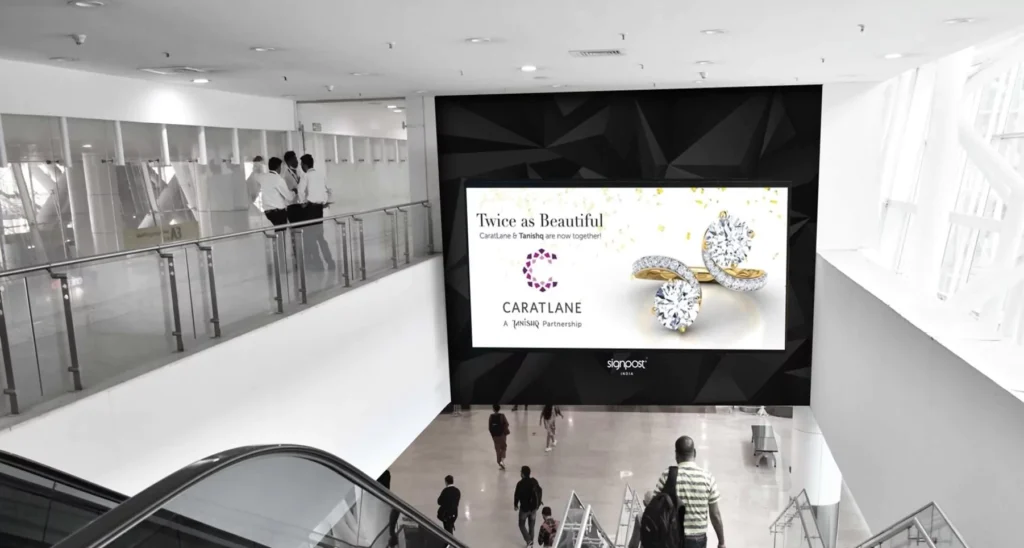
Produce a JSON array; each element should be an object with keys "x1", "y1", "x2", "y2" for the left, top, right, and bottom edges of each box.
[
  {"x1": 818, "y1": 82, "x2": 888, "y2": 251},
  {"x1": 297, "y1": 102, "x2": 407, "y2": 139},
  {"x1": 811, "y1": 254, "x2": 1024, "y2": 548},
  {"x1": 0, "y1": 58, "x2": 294, "y2": 130},
  {"x1": 0, "y1": 257, "x2": 450, "y2": 495}
]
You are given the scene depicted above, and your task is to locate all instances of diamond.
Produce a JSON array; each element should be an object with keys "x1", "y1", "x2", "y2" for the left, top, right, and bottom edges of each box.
[
  {"x1": 705, "y1": 213, "x2": 752, "y2": 267},
  {"x1": 654, "y1": 278, "x2": 701, "y2": 330}
]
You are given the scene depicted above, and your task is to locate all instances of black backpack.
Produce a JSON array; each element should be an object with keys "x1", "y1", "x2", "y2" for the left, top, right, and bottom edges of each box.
[
  {"x1": 489, "y1": 413, "x2": 505, "y2": 437},
  {"x1": 640, "y1": 466, "x2": 685, "y2": 548}
]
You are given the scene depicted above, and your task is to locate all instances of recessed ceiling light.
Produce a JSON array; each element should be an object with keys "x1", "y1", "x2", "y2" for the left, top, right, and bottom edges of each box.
[
  {"x1": 883, "y1": 53, "x2": 903, "y2": 60},
  {"x1": 415, "y1": 90, "x2": 427, "y2": 94},
  {"x1": 944, "y1": 17, "x2": 975, "y2": 24},
  {"x1": 393, "y1": 109, "x2": 404, "y2": 113},
  {"x1": 693, "y1": 80, "x2": 705, "y2": 84},
  {"x1": 695, "y1": 60, "x2": 714, "y2": 65},
  {"x1": 533, "y1": 76, "x2": 549, "y2": 80},
  {"x1": 49, "y1": 56, "x2": 78, "y2": 62},
  {"x1": 551, "y1": 84, "x2": 565, "y2": 88},
  {"x1": 387, "y1": 105, "x2": 398, "y2": 109},
  {"x1": 192, "y1": 78, "x2": 210, "y2": 84},
  {"x1": 520, "y1": 65, "x2": 538, "y2": 72},
  {"x1": 350, "y1": 72, "x2": 370, "y2": 76},
  {"x1": 82, "y1": 144, "x2": 92, "y2": 148},
  {"x1": 68, "y1": 0, "x2": 104, "y2": 7},
  {"x1": 250, "y1": 46, "x2": 277, "y2": 52},
  {"x1": 701, "y1": 29, "x2": 726, "y2": 35},
  {"x1": 281, "y1": 94, "x2": 296, "y2": 98},
  {"x1": 466, "y1": 37, "x2": 491, "y2": 44}
]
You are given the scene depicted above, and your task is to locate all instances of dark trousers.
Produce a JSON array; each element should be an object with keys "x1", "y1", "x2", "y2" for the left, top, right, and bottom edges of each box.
[
  {"x1": 442, "y1": 517, "x2": 456, "y2": 534},
  {"x1": 303, "y1": 202, "x2": 334, "y2": 268},
  {"x1": 683, "y1": 534, "x2": 708, "y2": 548},
  {"x1": 264, "y1": 208, "x2": 289, "y2": 230},
  {"x1": 286, "y1": 203, "x2": 304, "y2": 224}
]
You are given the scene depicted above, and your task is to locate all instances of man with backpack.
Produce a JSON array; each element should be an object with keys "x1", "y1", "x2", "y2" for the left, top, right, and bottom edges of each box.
[
  {"x1": 514, "y1": 466, "x2": 544, "y2": 547},
  {"x1": 489, "y1": 404, "x2": 510, "y2": 470},
  {"x1": 643, "y1": 436, "x2": 725, "y2": 548}
]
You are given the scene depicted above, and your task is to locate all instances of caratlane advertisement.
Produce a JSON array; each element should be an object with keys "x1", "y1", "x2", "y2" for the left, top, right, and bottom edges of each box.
[{"x1": 465, "y1": 185, "x2": 788, "y2": 350}]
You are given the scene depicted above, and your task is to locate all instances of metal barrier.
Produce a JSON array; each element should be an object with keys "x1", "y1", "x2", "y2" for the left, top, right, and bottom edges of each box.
[{"x1": 0, "y1": 201, "x2": 434, "y2": 416}]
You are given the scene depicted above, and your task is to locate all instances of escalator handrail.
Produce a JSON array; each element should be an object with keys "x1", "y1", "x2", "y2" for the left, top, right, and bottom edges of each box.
[
  {"x1": 0, "y1": 450, "x2": 124, "y2": 503},
  {"x1": 52, "y1": 444, "x2": 468, "y2": 548}
]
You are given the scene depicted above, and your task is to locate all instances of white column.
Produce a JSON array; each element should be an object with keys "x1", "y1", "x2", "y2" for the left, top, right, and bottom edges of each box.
[
  {"x1": 405, "y1": 94, "x2": 441, "y2": 250},
  {"x1": 113, "y1": 121, "x2": 125, "y2": 166},
  {"x1": 260, "y1": 130, "x2": 269, "y2": 158},
  {"x1": 286, "y1": 130, "x2": 294, "y2": 152},
  {"x1": 792, "y1": 407, "x2": 842, "y2": 548},
  {"x1": 333, "y1": 135, "x2": 340, "y2": 163},
  {"x1": 231, "y1": 128, "x2": 241, "y2": 165},
  {"x1": 197, "y1": 126, "x2": 208, "y2": 165},
  {"x1": 60, "y1": 116, "x2": 73, "y2": 168},
  {"x1": 900, "y1": 51, "x2": 972, "y2": 287},
  {"x1": 159, "y1": 124, "x2": 171, "y2": 166},
  {"x1": 0, "y1": 114, "x2": 8, "y2": 166}
]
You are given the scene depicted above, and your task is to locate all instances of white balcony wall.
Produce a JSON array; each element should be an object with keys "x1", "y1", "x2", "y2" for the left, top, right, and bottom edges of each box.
[
  {"x1": 0, "y1": 258, "x2": 451, "y2": 496},
  {"x1": 811, "y1": 254, "x2": 1024, "y2": 548}
]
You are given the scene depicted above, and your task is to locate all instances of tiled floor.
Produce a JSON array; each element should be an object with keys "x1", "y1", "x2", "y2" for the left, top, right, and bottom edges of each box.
[{"x1": 388, "y1": 406, "x2": 870, "y2": 548}]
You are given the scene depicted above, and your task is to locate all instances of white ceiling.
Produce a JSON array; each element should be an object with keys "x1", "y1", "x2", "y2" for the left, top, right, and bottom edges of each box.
[{"x1": 1, "y1": 0, "x2": 1024, "y2": 101}]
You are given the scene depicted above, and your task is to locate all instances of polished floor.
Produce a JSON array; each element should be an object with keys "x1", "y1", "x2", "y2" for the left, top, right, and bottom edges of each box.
[{"x1": 389, "y1": 406, "x2": 871, "y2": 548}]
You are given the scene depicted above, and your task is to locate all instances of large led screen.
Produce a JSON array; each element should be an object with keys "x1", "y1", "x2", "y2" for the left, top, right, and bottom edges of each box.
[{"x1": 466, "y1": 184, "x2": 787, "y2": 350}]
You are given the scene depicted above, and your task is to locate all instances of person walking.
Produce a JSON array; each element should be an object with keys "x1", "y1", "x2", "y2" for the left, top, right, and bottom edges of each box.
[
  {"x1": 539, "y1": 405, "x2": 563, "y2": 452},
  {"x1": 514, "y1": 466, "x2": 543, "y2": 547},
  {"x1": 489, "y1": 404, "x2": 510, "y2": 470},
  {"x1": 537, "y1": 506, "x2": 559, "y2": 547},
  {"x1": 257, "y1": 158, "x2": 293, "y2": 229},
  {"x1": 653, "y1": 436, "x2": 726, "y2": 548},
  {"x1": 377, "y1": 470, "x2": 399, "y2": 547},
  {"x1": 282, "y1": 151, "x2": 304, "y2": 224},
  {"x1": 436, "y1": 475, "x2": 461, "y2": 535},
  {"x1": 298, "y1": 154, "x2": 334, "y2": 270}
]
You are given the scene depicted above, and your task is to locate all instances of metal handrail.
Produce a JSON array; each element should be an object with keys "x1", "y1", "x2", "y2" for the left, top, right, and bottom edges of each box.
[
  {"x1": 51, "y1": 444, "x2": 466, "y2": 548},
  {"x1": 853, "y1": 502, "x2": 967, "y2": 548},
  {"x1": 0, "y1": 200, "x2": 431, "y2": 279},
  {"x1": 552, "y1": 491, "x2": 581, "y2": 548},
  {"x1": 768, "y1": 489, "x2": 808, "y2": 530},
  {"x1": 575, "y1": 505, "x2": 594, "y2": 548},
  {"x1": 857, "y1": 517, "x2": 938, "y2": 548}
]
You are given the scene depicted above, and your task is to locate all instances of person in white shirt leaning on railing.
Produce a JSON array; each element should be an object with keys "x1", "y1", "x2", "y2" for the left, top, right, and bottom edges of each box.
[
  {"x1": 298, "y1": 154, "x2": 335, "y2": 271},
  {"x1": 257, "y1": 157, "x2": 294, "y2": 231}
]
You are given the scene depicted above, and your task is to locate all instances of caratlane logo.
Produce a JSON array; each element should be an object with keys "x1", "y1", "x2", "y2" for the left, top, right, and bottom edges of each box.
[{"x1": 607, "y1": 358, "x2": 647, "y2": 376}]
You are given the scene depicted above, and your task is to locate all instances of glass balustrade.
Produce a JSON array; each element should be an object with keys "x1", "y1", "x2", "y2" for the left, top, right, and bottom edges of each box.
[
  {"x1": 854, "y1": 503, "x2": 968, "y2": 548},
  {"x1": 769, "y1": 490, "x2": 825, "y2": 548},
  {"x1": 0, "y1": 201, "x2": 434, "y2": 417}
]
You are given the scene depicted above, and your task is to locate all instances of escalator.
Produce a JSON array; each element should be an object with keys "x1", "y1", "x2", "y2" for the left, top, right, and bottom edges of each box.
[{"x1": 1, "y1": 446, "x2": 466, "y2": 548}]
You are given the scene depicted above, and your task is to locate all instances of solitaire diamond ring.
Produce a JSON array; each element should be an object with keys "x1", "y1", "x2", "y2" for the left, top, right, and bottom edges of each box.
[
  {"x1": 701, "y1": 211, "x2": 767, "y2": 292},
  {"x1": 631, "y1": 255, "x2": 702, "y2": 333}
]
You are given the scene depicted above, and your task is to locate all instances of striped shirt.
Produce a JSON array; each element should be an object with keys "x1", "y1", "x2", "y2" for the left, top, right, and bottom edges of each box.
[{"x1": 654, "y1": 461, "x2": 720, "y2": 535}]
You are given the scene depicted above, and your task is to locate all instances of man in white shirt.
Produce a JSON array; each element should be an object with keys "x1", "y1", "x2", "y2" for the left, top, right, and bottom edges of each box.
[
  {"x1": 283, "y1": 151, "x2": 304, "y2": 224},
  {"x1": 257, "y1": 157, "x2": 294, "y2": 229},
  {"x1": 299, "y1": 154, "x2": 335, "y2": 270}
]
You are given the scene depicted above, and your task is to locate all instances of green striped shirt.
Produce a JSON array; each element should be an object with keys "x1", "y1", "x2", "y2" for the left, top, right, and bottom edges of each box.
[{"x1": 654, "y1": 461, "x2": 720, "y2": 535}]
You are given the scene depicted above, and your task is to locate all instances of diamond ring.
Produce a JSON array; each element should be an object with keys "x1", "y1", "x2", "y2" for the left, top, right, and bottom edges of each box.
[
  {"x1": 701, "y1": 211, "x2": 767, "y2": 292},
  {"x1": 631, "y1": 255, "x2": 702, "y2": 333}
]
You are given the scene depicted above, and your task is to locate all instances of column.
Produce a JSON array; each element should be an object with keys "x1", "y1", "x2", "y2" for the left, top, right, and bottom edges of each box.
[
  {"x1": 404, "y1": 94, "x2": 441, "y2": 251},
  {"x1": 791, "y1": 407, "x2": 842, "y2": 548}
]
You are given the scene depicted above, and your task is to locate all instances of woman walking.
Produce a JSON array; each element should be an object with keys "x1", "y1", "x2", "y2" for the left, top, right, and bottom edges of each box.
[{"x1": 540, "y1": 405, "x2": 563, "y2": 452}]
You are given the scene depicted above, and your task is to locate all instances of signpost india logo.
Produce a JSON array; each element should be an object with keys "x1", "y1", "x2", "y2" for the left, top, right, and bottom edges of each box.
[{"x1": 523, "y1": 248, "x2": 558, "y2": 292}]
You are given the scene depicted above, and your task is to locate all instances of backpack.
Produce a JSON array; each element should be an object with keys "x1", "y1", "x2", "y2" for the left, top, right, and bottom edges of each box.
[
  {"x1": 489, "y1": 413, "x2": 506, "y2": 437},
  {"x1": 538, "y1": 517, "x2": 558, "y2": 546},
  {"x1": 640, "y1": 466, "x2": 685, "y2": 548}
]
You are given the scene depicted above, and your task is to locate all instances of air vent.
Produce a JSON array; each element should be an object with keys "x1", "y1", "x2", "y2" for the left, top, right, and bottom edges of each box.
[
  {"x1": 139, "y1": 66, "x2": 211, "y2": 76},
  {"x1": 569, "y1": 49, "x2": 625, "y2": 58}
]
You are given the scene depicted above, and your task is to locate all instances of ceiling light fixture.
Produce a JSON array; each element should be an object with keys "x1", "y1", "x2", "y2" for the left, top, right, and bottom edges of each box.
[
  {"x1": 701, "y1": 29, "x2": 726, "y2": 35},
  {"x1": 695, "y1": 60, "x2": 714, "y2": 65},
  {"x1": 944, "y1": 17, "x2": 975, "y2": 24},
  {"x1": 883, "y1": 53, "x2": 903, "y2": 60},
  {"x1": 466, "y1": 37, "x2": 491, "y2": 44},
  {"x1": 68, "y1": 0, "x2": 104, "y2": 7},
  {"x1": 250, "y1": 46, "x2": 277, "y2": 52},
  {"x1": 520, "y1": 65, "x2": 538, "y2": 72},
  {"x1": 350, "y1": 72, "x2": 370, "y2": 76},
  {"x1": 694, "y1": 80, "x2": 705, "y2": 84},
  {"x1": 82, "y1": 144, "x2": 92, "y2": 148},
  {"x1": 393, "y1": 109, "x2": 404, "y2": 113},
  {"x1": 192, "y1": 78, "x2": 210, "y2": 84},
  {"x1": 49, "y1": 57, "x2": 78, "y2": 62},
  {"x1": 551, "y1": 84, "x2": 565, "y2": 88},
  {"x1": 387, "y1": 105, "x2": 398, "y2": 109}
]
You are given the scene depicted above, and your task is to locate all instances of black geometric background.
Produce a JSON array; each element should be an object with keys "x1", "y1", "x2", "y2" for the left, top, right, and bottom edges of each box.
[{"x1": 437, "y1": 86, "x2": 821, "y2": 405}]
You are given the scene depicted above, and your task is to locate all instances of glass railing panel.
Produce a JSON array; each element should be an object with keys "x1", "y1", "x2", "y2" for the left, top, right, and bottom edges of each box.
[
  {"x1": 911, "y1": 505, "x2": 964, "y2": 548},
  {"x1": 556, "y1": 493, "x2": 587, "y2": 548},
  {"x1": 579, "y1": 507, "x2": 615, "y2": 548},
  {"x1": 359, "y1": 209, "x2": 397, "y2": 278},
  {"x1": 1, "y1": 273, "x2": 50, "y2": 415},
  {"x1": 198, "y1": 231, "x2": 281, "y2": 334},
  {"x1": 302, "y1": 220, "x2": 343, "y2": 299}
]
